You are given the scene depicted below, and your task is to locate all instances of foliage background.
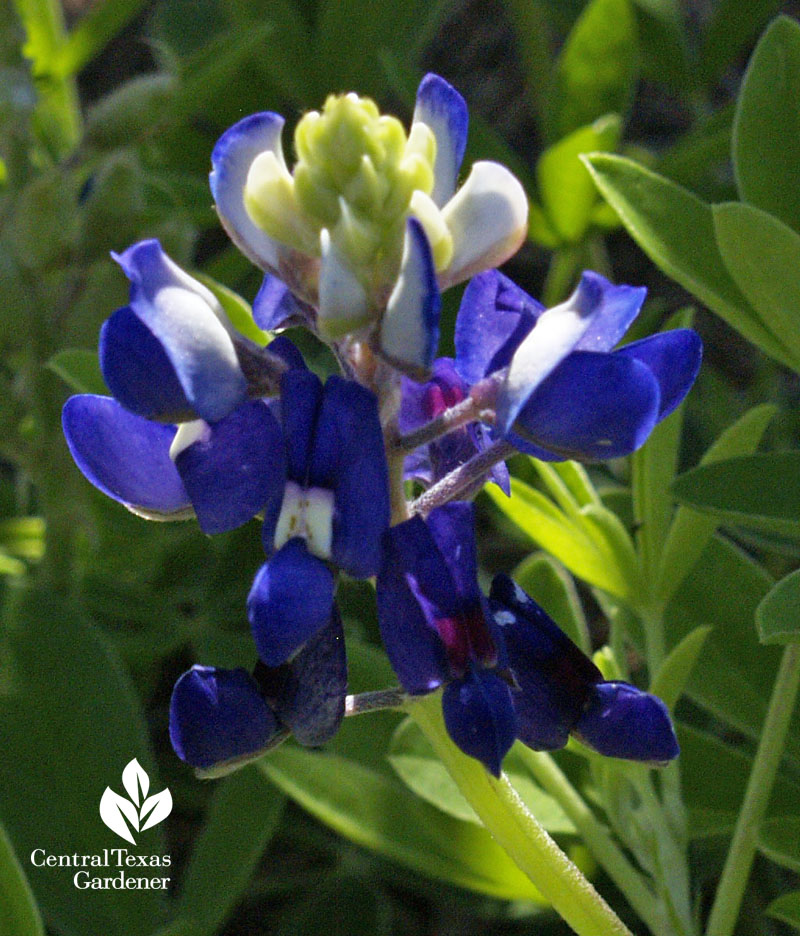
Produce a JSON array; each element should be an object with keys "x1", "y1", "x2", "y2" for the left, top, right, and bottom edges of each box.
[{"x1": 1, "y1": 1, "x2": 800, "y2": 934}]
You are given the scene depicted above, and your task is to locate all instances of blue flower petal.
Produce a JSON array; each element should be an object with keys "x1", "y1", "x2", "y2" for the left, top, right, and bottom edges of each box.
[
  {"x1": 173, "y1": 400, "x2": 286, "y2": 535},
  {"x1": 380, "y1": 219, "x2": 441, "y2": 377},
  {"x1": 266, "y1": 335, "x2": 308, "y2": 371},
  {"x1": 169, "y1": 666, "x2": 281, "y2": 770},
  {"x1": 309, "y1": 377, "x2": 389, "y2": 578},
  {"x1": 376, "y1": 523, "x2": 449, "y2": 695},
  {"x1": 511, "y1": 350, "x2": 661, "y2": 459},
  {"x1": 442, "y1": 669, "x2": 517, "y2": 776},
  {"x1": 280, "y1": 369, "x2": 324, "y2": 484},
  {"x1": 254, "y1": 274, "x2": 312, "y2": 332},
  {"x1": 616, "y1": 329, "x2": 703, "y2": 422},
  {"x1": 574, "y1": 681, "x2": 680, "y2": 764},
  {"x1": 572, "y1": 274, "x2": 647, "y2": 353},
  {"x1": 454, "y1": 270, "x2": 543, "y2": 386},
  {"x1": 248, "y1": 539, "x2": 335, "y2": 667},
  {"x1": 100, "y1": 306, "x2": 193, "y2": 422},
  {"x1": 273, "y1": 605, "x2": 347, "y2": 746},
  {"x1": 413, "y1": 74, "x2": 468, "y2": 207},
  {"x1": 112, "y1": 240, "x2": 247, "y2": 423},
  {"x1": 210, "y1": 112, "x2": 290, "y2": 273},
  {"x1": 496, "y1": 272, "x2": 613, "y2": 438},
  {"x1": 427, "y1": 503, "x2": 481, "y2": 605},
  {"x1": 398, "y1": 358, "x2": 466, "y2": 434},
  {"x1": 62, "y1": 395, "x2": 191, "y2": 518},
  {"x1": 490, "y1": 574, "x2": 601, "y2": 751}
]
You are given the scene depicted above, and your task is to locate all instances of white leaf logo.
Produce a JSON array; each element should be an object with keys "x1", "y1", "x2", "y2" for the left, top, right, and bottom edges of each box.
[{"x1": 99, "y1": 759, "x2": 172, "y2": 844}]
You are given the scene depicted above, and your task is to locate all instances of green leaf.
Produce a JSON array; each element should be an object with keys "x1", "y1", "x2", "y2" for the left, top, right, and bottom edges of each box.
[
  {"x1": 767, "y1": 889, "x2": 800, "y2": 931},
  {"x1": 54, "y1": 0, "x2": 151, "y2": 77},
  {"x1": 582, "y1": 154, "x2": 796, "y2": 368},
  {"x1": 552, "y1": 0, "x2": 638, "y2": 139},
  {"x1": 732, "y1": 16, "x2": 800, "y2": 232},
  {"x1": 0, "y1": 517, "x2": 44, "y2": 562},
  {"x1": 0, "y1": 818, "x2": 44, "y2": 936},
  {"x1": 713, "y1": 202, "x2": 800, "y2": 367},
  {"x1": 701, "y1": 1, "x2": 788, "y2": 94},
  {"x1": 46, "y1": 347, "x2": 107, "y2": 395},
  {"x1": 672, "y1": 452, "x2": 800, "y2": 540},
  {"x1": 537, "y1": 115, "x2": 621, "y2": 243},
  {"x1": 759, "y1": 817, "x2": 800, "y2": 873},
  {"x1": 512, "y1": 553, "x2": 590, "y2": 653},
  {"x1": 388, "y1": 719, "x2": 575, "y2": 834},
  {"x1": 84, "y1": 74, "x2": 177, "y2": 149},
  {"x1": 649, "y1": 625, "x2": 712, "y2": 711},
  {"x1": 258, "y1": 745, "x2": 544, "y2": 902},
  {"x1": 632, "y1": 0, "x2": 690, "y2": 94},
  {"x1": 756, "y1": 569, "x2": 800, "y2": 645},
  {"x1": 666, "y1": 536, "x2": 800, "y2": 767},
  {"x1": 169, "y1": 768, "x2": 285, "y2": 936},
  {"x1": 193, "y1": 272, "x2": 271, "y2": 347},
  {"x1": 486, "y1": 478, "x2": 633, "y2": 599},
  {"x1": 0, "y1": 586, "x2": 166, "y2": 936},
  {"x1": 656, "y1": 403, "x2": 775, "y2": 603},
  {"x1": 678, "y1": 724, "x2": 800, "y2": 837}
]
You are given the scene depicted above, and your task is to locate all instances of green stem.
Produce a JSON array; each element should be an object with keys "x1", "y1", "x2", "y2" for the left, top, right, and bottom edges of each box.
[
  {"x1": 704, "y1": 641, "x2": 800, "y2": 936},
  {"x1": 516, "y1": 747, "x2": 665, "y2": 933},
  {"x1": 408, "y1": 695, "x2": 633, "y2": 936}
]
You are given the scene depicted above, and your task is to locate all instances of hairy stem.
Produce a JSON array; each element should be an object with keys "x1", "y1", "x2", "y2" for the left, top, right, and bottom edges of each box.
[
  {"x1": 410, "y1": 440, "x2": 515, "y2": 516},
  {"x1": 409, "y1": 694, "x2": 633, "y2": 936}
]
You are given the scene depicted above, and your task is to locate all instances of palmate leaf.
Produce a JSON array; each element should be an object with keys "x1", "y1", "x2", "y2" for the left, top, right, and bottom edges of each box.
[
  {"x1": 672, "y1": 452, "x2": 800, "y2": 541},
  {"x1": 583, "y1": 153, "x2": 796, "y2": 369}
]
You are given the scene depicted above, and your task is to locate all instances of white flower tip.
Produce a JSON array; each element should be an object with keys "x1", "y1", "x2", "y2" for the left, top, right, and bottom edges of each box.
[{"x1": 440, "y1": 162, "x2": 529, "y2": 288}]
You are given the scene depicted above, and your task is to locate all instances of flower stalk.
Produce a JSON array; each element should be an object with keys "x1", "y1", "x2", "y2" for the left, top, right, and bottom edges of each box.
[{"x1": 408, "y1": 693, "x2": 634, "y2": 936}]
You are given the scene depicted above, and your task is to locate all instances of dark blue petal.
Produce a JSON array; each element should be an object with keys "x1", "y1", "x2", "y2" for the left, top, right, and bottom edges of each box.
[
  {"x1": 274, "y1": 605, "x2": 347, "y2": 746},
  {"x1": 454, "y1": 270, "x2": 543, "y2": 385},
  {"x1": 413, "y1": 74, "x2": 468, "y2": 207},
  {"x1": 173, "y1": 401, "x2": 286, "y2": 535},
  {"x1": 280, "y1": 368, "x2": 323, "y2": 483},
  {"x1": 309, "y1": 377, "x2": 389, "y2": 578},
  {"x1": 382, "y1": 514, "x2": 458, "y2": 618},
  {"x1": 490, "y1": 574, "x2": 601, "y2": 750},
  {"x1": 380, "y1": 218, "x2": 441, "y2": 376},
  {"x1": 616, "y1": 329, "x2": 703, "y2": 422},
  {"x1": 512, "y1": 350, "x2": 661, "y2": 459},
  {"x1": 113, "y1": 240, "x2": 249, "y2": 423},
  {"x1": 403, "y1": 448, "x2": 433, "y2": 486},
  {"x1": 442, "y1": 669, "x2": 517, "y2": 776},
  {"x1": 572, "y1": 273, "x2": 647, "y2": 353},
  {"x1": 100, "y1": 307, "x2": 193, "y2": 422},
  {"x1": 376, "y1": 524, "x2": 449, "y2": 694},
  {"x1": 398, "y1": 358, "x2": 466, "y2": 434},
  {"x1": 62, "y1": 395, "x2": 191, "y2": 517},
  {"x1": 254, "y1": 275, "x2": 311, "y2": 331},
  {"x1": 248, "y1": 539, "x2": 335, "y2": 666},
  {"x1": 574, "y1": 681, "x2": 680, "y2": 763},
  {"x1": 169, "y1": 666, "x2": 281, "y2": 770},
  {"x1": 210, "y1": 112, "x2": 288, "y2": 272},
  {"x1": 266, "y1": 335, "x2": 308, "y2": 371},
  {"x1": 427, "y1": 503, "x2": 481, "y2": 605}
]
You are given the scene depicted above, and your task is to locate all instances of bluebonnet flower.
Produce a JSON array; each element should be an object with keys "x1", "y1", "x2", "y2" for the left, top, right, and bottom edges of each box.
[
  {"x1": 377, "y1": 503, "x2": 679, "y2": 775},
  {"x1": 169, "y1": 607, "x2": 347, "y2": 775},
  {"x1": 247, "y1": 367, "x2": 390, "y2": 667},
  {"x1": 62, "y1": 240, "x2": 293, "y2": 533},
  {"x1": 399, "y1": 269, "x2": 703, "y2": 488},
  {"x1": 209, "y1": 73, "x2": 528, "y2": 373}
]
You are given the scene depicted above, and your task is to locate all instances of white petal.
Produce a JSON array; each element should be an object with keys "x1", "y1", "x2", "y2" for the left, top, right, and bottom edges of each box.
[
  {"x1": 496, "y1": 278, "x2": 602, "y2": 435},
  {"x1": 380, "y1": 219, "x2": 441, "y2": 377},
  {"x1": 317, "y1": 229, "x2": 370, "y2": 339},
  {"x1": 440, "y1": 161, "x2": 528, "y2": 288}
]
